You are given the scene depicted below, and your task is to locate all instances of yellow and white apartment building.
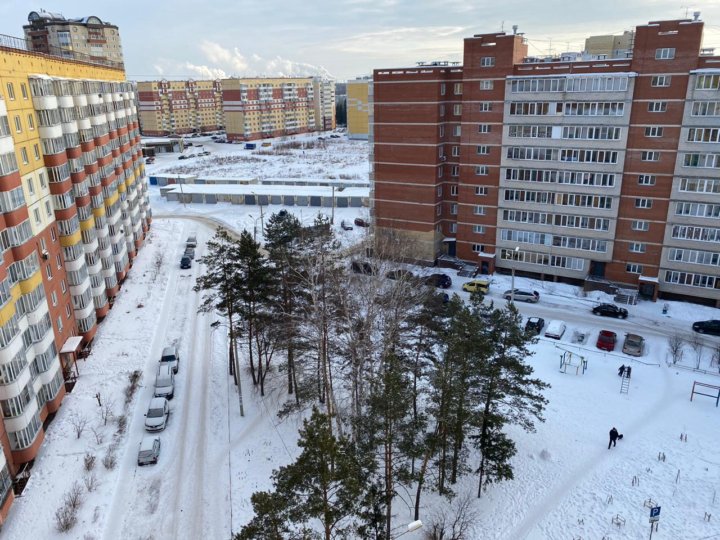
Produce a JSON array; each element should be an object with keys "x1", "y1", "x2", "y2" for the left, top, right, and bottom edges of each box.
[
  {"x1": 0, "y1": 37, "x2": 150, "y2": 523},
  {"x1": 136, "y1": 79, "x2": 224, "y2": 136},
  {"x1": 347, "y1": 77, "x2": 370, "y2": 140}
]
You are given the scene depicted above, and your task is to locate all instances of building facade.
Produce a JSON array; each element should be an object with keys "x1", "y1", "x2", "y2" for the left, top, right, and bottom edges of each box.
[
  {"x1": 373, "y1": 18, "x2": 720, "y2": 305},
  {"x1": 313, "y1": 77, "x2": 336, "y2": 131},
  {"x1": 0, "y1": 36, "x2": 150, "y2": 523},
  {"x1": 23, "y1": 10, "x2": 124, "y2": 68},
  {"x1": 136, "y1": 79, "x2": 224, "y2": 136},
  {"x1": 347, "y1": 78, "x2": 370, "y2": 140}
]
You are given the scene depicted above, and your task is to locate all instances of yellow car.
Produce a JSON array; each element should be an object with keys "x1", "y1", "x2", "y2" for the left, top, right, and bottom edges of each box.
[{"x1": 462, "y1": 279, "x2": 490, "y2": 294}]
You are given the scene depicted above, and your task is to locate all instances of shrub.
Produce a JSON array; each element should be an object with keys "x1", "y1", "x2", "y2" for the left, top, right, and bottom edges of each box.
[
  {"x1": 83, "y1": 453, "x2": 96, "y2": 471},
  {"x1": 54, "y1": 504, "x2": 77, "y2": 532}
]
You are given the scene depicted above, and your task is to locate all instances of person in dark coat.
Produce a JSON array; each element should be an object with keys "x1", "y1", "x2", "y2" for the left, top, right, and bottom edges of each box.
[
  {"x1": 625, "y1": 366, "x2": 632, "y2": 379},
  {"x1": 608, "y1": 427, "x2": 619, "y2": 449},
  {"x1": 618, "y1": 364, "x2": 626, "y2": 376}
]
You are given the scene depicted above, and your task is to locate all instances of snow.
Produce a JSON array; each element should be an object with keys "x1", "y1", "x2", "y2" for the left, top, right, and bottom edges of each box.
[{"x1": 5, "y1": 134, "x2": 720, "y2": 540}]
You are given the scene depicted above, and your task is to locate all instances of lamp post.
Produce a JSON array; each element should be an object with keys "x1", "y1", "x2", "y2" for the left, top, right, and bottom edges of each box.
[
  {"x1": 247, "y1": 214, "x2": 262, "y2": 243},
  {"x1": 510, "y1": 246, "x2": 520, "y2": 304},
  {"x1": 250, "y1": 191, "x2": 265, "y2": 234}
]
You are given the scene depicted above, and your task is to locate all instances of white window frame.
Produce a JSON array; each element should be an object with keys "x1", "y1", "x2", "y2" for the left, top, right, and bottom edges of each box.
[
  {"x1": 655, "y1": 48, "x2": 675, "y2": 60},
  {"x1": 638, "y1": 175, "x2": 656, "y2": 185},
  {"x1": 631, "y1": 220, "x2": 650, "y2": 231},
  {"x1": 629, "y1": 242, "x2": 646, "y2": 253},
  {"x1": 450, "y1": 185, "x2": 458, "y2": 196},
  {"x1": 480, "y1": 57, "x2": 495, "y2": 67},
  {"x1": 635, "y1": 198, "x2": 653, "y2": 209},
  {"x1": 645, "y1": 126, "x2": 664, "y2": 137},
  {"x1": 476, "y1": 145, "x2": 489, "y2": 155},
  {"x1": 626, "y1": 263, "x2": 643, "y2": 274},
  {"x1": 480, "y1": 80, "x2": 494, "y2": 90}
]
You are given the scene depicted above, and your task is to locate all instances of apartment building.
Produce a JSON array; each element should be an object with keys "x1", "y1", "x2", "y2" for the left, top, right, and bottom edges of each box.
[
  {"x1": 23, "y1": 10, "x2": 124, "y2": 68},
  {"x1": 136, "y1": 79, "x2": 224, "y2": 136},
  {"x1": 0, "y1": 35, "x2": 150, "y2": 522},
  {"x1": 373, "y1": 18, "x2": 720, "y2": 305},
  {"x1": 313, "y1": 77, "x2": 337, "y2": 131},
  {"x1": 347, "y1": 78, "x2": 371, "y2": 140}
]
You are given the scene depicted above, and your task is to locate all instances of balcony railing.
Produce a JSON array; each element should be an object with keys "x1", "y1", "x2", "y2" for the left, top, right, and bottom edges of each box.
[{"x1": 0, "y1": 33, "x2": 124, "y2": 70}]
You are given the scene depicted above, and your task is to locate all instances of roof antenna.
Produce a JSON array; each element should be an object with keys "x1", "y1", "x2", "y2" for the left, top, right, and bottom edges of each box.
[
  {"x1": 693, "y1": 11, "x2": 701, "y2": 21},
  {"x1": 501, "y1": 20, "x2": 504, "y2": 32}
]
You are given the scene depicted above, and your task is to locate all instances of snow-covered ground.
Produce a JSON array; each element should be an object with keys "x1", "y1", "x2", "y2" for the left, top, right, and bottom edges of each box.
[{"x1": 4, "y1": 136, "x2": 720, "y2": 540}]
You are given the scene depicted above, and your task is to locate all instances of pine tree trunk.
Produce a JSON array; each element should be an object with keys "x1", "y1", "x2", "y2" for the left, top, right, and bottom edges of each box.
[
  {"x1": 414, "y1": 424, "x2": 438, "y2": 520},
  {"x1": 247, "y1": 321, "x2": 258, "y2": 385},
  {"x1": 477, "y1": 383, "x2": 494, "y2": 498},
  {"x1": 287, "y1": 345, "x2": 295, "y2": 395},
  {"x1": 450, "y1": 399, "x2": 465, "y2": 484}
]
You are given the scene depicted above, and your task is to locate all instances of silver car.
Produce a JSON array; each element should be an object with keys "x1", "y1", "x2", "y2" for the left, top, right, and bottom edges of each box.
[
  {"x1": 503, "y1": 289, "x2": 540, "y2": 303},
  {"x1": 144, "y1": 397, "x2": 169, "y2": 432},
  {"x1": 137, "y1": 435, "x2": 161, "y2": 466},
  {"x1": 622, "y1": 333, "x2": 645, "y2": 357}
]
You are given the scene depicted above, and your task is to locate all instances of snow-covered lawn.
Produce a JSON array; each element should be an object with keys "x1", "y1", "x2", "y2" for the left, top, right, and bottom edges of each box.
[{"x1": 5, "y1": 137, "x2": 720, "y2": 539}]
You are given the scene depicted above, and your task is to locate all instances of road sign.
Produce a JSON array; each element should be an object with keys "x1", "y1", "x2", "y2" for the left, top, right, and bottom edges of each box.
[{"x1": 649, "y1": 506, "x2": 661, "y2": 522}]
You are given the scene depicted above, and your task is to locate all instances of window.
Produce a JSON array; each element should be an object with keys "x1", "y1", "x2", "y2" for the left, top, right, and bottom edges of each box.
[
  {"x1": 480, "y1": 57, "x2": 495, "y2": 67},
  {"x1": 450, "y1": 203, "x2": 458, "y2": 215},
  {"x1": 450, "y1": 185, "x2": 458, "y2": 196},
  {"x1": 476, "y1": 145, "x2": 489, "y2": 155},
  {"x1": 57, "y1": 316, "x2": 63, "y2": 333},
  {"x1": 475, "y1": 186, "x2": 488, "y2": 196},
  {"x1": 20, "y1": 83, "x2": 28, "y2": 99},
  {"x1": 648, "y1": 101, "x2": 667, "y2": 112},
  {"x1": 478, "y1": 124, "x2": 491, "y2": 133},
  {"x1": 51, "y1": 291, "x2": 57, "y2": 306},
  {"x1": 473, "y1": 225, "x2": 486, "y2": 234},
  {"x1": 452, "y1": 146, "x2": 460, "y2": 157},
  {"x1": 453, "y1": 104, "x2": 462, "y2": 115},
  {"x1": 437, "y1": 185, "x2": 442, "y2": 196},
  {"x1": 51, "y1": 228, "x2": 57, "y2": 242},
  {"x1": 473, "y1": 205, "x2": 486, "y2": 215},
  {"x1": 60, "y1": 279, "x2": 66, "y2": 293},
  {"x1": 33, "y1": 144, "x2": 40, "y2": 160},
  {"x1": 655, "y1": 48, "x2": 675, "y2": 60},
  {"x1": 439, "y1": 125, "x2": 445, "y2": 138},
  {"x1": 14, "y1": 116, "x2": 21, "y2": 133},
  {"x1": 45, "y1": 264, "x2": 52, "y2": 279},
  {"x1": 480, "y1": 80, "x2": 494, "y2": 90},
  {"x1": 65, "y1": 304, "x2": 71, "y2": 318},
  {"x1": 45, "y1": 200, "x2": 52, "y2": 217},
  {"x1": 635, "y1": 198, "x2": 653, "y2": 209},
  {"x1": 645, "y1": 126, "x2": 663, "y2": 137},
  {"x1": 453, "y1": 125, "x2": 461, "y2": 137},
  {"x1": 641, "y1": 151, "x2": 660, "y2": 162},
  {"x1": 453, "y1": 83, "x2": 463, "y2": 95},
  {"x1": 439, "y1": 104, "x2": 445, "y2": 117},
  {"x1": 20, "y1": 148, "x2": 28, "y2": 165},
  {"x1": 629, "y1": 242, "x2": 646, "y2": 253},
  {"x1": 631, "y1": 220, "x2": 649, "y2": 231},
  {"x1": 27, "y1": 114, "x2": 35, "y2": 130},
  {"x1": 638, "y1": 175, "x2": 656, "y2": 185},
  {"x1": 6, "y1": 83, "x2": 15, "y2": 100},
  {"x1": 626, "y1": 263, "x2": 643, "y2": 274},
  {"x1": 440, "y1": 83, "x2": 446, "y2": 96},
  {"x1": 651, "y1": 75, "x2": 671, "y2": 87},
  {"x1": 475, "y1": 165, "x2": 489, "y2": 175},
  {"x1": 479, "y1": 102, "x2": 492, "y2": 112},
  {"x1": 33, "y1": 208, "x2": 41, "y2": 225},
  {"x1": 472, "y1": 244, "x2": 484, "y2": 253},
  {"x1": 449, "y1": 223, "x2": 457, "y2": 233},
  {"x1": 27, "y1": 178, "x2": 35, "y2": 195},
  {"x1": 451, "y1": 165, "x2": 459, "y2": 177},
  {"x1": 437, "y1": 166, "x2": 443, "y2": 178}
]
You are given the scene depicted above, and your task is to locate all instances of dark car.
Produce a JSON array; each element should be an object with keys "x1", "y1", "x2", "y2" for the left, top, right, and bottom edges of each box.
[
  {"x1": 351, "y1": 261, "x2": 377, "y2": 275},
  {"x1": 184, "y1": 247, "x2": 195, "y2": 260},
  {"x1": 386, "y1": 269, "x2": 415, "y2": 281},
  {"x1": 178, "y1": 155, "x2": 188, "y2": 160},
  {"x1": 424, "y1": 273, "x2": 452, "y2": 289},
  {"x1": 525, "y1": 317, "x2": 545, "y2": 335},
  {"x1": 340, "y1": 220, "x2": 354, "y2": 231},
  {"x1": 692, "y1": 319, "x2": 720, "y2": 336},
  {"x1": 180, "y1": 255, "x2": 192, "y2": 269},
  {"x1": 596, "y1": 330, "x2": 618, "y2": 352},
  {"x1": 592, "y1": 303, "x2": 628, "y2": 319},
  {"x1": 354, "y1": 217, "x2": 370, "y2": 228}
]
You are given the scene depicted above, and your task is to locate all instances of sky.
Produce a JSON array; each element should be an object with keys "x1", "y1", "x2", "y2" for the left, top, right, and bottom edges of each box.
[{"x1": 2, "y1": 1, "x2": 720, "y2": 82}]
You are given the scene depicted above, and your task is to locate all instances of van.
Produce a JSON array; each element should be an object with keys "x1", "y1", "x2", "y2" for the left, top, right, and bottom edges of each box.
[
  {"x1": 160, "y1": 345, "x2": 179, "y2": 374},
  {"x1": 544, "y1": 320, "x2": 567, "y2": 340},
  {"x1": 186, "y1": 234, "x2": 197, "y2": 248},
  {"x1": 154, "y1": 364, "x2": 175, "y2": 400},
  {"x1": 244, "y1": 143, "x2": 256, "y2": 150}
]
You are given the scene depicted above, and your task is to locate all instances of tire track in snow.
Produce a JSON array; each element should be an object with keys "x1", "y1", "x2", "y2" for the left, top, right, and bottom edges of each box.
[{"x1": 506, "y1": 363, "x2": 674, "y2": 540}]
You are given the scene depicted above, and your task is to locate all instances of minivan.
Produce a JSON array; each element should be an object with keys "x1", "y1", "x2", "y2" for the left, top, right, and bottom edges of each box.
[
  {"x1": 154, "y1": 364, "x2": 175, "y2": 400},
  {"x1": 160, "y1": 345, "x2": 180, "y2": 374},
  {"x1": 544, "y1": 320, "x2": 567, "y2": 340}
]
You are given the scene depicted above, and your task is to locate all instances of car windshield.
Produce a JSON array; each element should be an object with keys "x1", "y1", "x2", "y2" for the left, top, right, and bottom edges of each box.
[
  {"x1": 147, "y1": 407, "x2": 164, "y2": 418},
  {"x1": 626, "y1": 336, "x2": 642, "y2": 346}
]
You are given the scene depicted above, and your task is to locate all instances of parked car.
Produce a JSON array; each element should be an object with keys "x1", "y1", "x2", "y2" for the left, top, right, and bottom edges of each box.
[
  {"x1": 424, "y1": 273, "x2": 452, "y2": 289},
  {"x1": 144, "y1": 397, "x2": 170, "y2": 432},
  {"x1": 340, "y1": 220, "x2": 354, "y2": 231},
  {"x1": 386, "y1": 269, "x2": 415, "y2": 281},
  {"x1": 525, "y1": 317, "x2": 545, "y2": 335},
  {"x1": 184, "y1": 247, "x2": 195, "y2": 260},
  {"x1": 351, "y1": 261, "x2": 377, "y2": 275},
  {"x1": 544, "y1": 320, "x2": 567, "y2": 340},
  {"x1": 154, "y1": 364, "x2": 175, "y2": 400},
  {"x1": 244, "y1": 143, "x2": 257, "y2": 150},
  {"x1": 178, "y1": 155, "x2": 188, "y2": 160},
  {"x1": 462, "y1": 279, "x2": 490, "y2": 294},
  {"x1": 186, "y1": 234, "x2": 197, "y2": 248},
  {"x1": 180, "y1": 255, "x2": 192, "y2": 269},
  {"x1": 354, "y1": 217, "x2": 370, "y2": 228},
  {"x1": 622, "y1": 333, "x2": 645, "y2": 356},
  {"x1": 145, "y1": 157, "x2": 155, "y2": 164},
  {"x1": 137, "y1": 435, "x2": 161, "y2": 466},
  {"x1": 596, "y1": 330, "x2": 618, "y2": 352},
  {"x1": 329, "y1": 134, "x2": 341, "y2": 139},
  {"x1": 503, "y1": 289, "x2": 540, "y2": 303},
  {"x1": 160, "y1": 345, "x2": 180, "y2": 374},
  {"x1": 592, "y1": 303, "x2": 628, "y2": 319},
  {"x1": 692, "y1": 319, "x2": 720, "y2": 336}
]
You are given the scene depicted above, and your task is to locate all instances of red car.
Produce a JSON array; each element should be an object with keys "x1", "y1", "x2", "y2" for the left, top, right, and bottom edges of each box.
[{"x1": 596, "y1": 330, "x2": 617, "y2": 351}]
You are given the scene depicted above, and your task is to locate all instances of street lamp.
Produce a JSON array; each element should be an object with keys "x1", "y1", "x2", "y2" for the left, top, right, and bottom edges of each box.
[
  {"x1": 250, "y1": 191, "x2": 265, "y2": 233},
  {"x1": 394, "y1": 520, "x2": 423, "y2": 538},
  {"x1": 247, "y1": 214, "x2": 262, "y2": 243},
  {"x1": 510, "y1": 246, "x2": 520, "y2": 304}
]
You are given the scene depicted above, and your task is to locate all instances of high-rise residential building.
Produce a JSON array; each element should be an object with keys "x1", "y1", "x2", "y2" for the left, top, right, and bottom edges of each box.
[
  {"x1": 313, "y1": 77, "x2": 336, "y2": 131},
  {"x1": 347, "y1": 78, "x2": 371, "y2": 140},
  {"x1": 23, "y1": 10, "x2": 124, "y2": 68},
  {"x1": 136, "y1": 79, "x2": 225, "y2": 136},
  {"x1": 584, "y1": 30, "x2": 635, "y2": 59},
  {"x1": 0, "y1": 30, "x2": 150, "y2": 523},
  {"x1": 373, "y1": 17, "x2": 720, "y2": 306}
]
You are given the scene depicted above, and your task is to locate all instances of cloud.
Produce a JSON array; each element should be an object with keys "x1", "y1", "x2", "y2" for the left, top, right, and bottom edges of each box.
[
  {"x1": 183, "y1": 62, "x2": 228, "y2": 80},
  {"x1": 152, "y1": 64, "x2": 164, "y2": 76},
  {"x1": 329, "y1": 26, "x2": 467, "y2": 59}
]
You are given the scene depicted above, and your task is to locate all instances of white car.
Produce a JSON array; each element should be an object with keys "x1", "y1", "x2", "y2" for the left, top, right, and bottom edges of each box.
[
  {"x1": 144, "y1": 397, "x2": 169, "y2": 432},
  {"x1": 503, "y1": 289, "x2": 540, "y2": 303},
  {"x1": 544, "y1": 320, "x2": 567, "y2": 340},
  {"x1": 137, "y1": 435, "x2": 161, "y2": 466}
]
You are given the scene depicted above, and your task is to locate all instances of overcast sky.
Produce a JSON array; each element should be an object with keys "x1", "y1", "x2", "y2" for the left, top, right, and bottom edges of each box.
[{"x1": 2, "y1": 1, "x2": 720, "y2": 82}]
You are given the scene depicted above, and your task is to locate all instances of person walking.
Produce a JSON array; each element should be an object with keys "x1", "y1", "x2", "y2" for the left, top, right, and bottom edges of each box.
[
  {"x1": 618, "y1": 364, "x2": 626, "y2": 377},
  {"x1": 608, "y1": 427, "x2": 619, "y2": 449}
]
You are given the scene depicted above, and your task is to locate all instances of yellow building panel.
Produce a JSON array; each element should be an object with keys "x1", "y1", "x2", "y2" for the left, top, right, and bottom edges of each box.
[
  {"x1": 18, "y1": 270, "x2": 43, "y2": 296},
  {"x1": 80, "y1": 217, "x2": 95, "y2": 231},
  {"x1": 92, "y1": 206, "x2": 107, "y2": 218},
  {"x1": 60, "y1": 229, "x2": 82, "y2": 247},
  {"x1": 104, "y1": 191, "x2": 119, "y2": 208},
  {"x1": 117, "y1": 181, "x2": 126, "y2": 193}
]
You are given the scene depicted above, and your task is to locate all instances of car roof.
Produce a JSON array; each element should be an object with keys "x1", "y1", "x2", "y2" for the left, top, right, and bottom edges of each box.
[
  {"x1": 626, "y1": 333, "x2": 643, "y2": 340},
  {"x1": 140, "y1": 436, "x2": 160, "y2": 450},
  {"x1": 148, "y1": 397, "x2": 167, "y2": 409},
  {"x1": 599, "y1": 330, "x2": 617, "y2": 336},
  {"x1": 161, "y1": 345, "x2": 176, "y2": 354}
]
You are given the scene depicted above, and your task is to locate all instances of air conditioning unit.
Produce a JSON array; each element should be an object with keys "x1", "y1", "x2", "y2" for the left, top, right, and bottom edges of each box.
[{"x1": 41, "y1": 249, "x2": 49, "y2": 260}]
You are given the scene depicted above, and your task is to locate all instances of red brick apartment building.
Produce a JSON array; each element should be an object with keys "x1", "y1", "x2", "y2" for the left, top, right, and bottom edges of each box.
[{"x1": 373, "y1": 18, "x2": 720, "y2": 305}]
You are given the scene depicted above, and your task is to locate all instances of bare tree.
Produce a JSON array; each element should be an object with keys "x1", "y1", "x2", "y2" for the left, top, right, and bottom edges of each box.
[
  {"x1": 83, "y1": 473, "x2": 99, "y2": 492},
  {"x1": 54, "y1": 504, "x2": 77, "y2": 532},
  {"x1": 83, "y1": 453, "x2": 96, "y2": 471},
  {"x1": 69, "y1": 412, "x2": 88, "y2": 439},
  {"x1": 64, "y1": 482, "x2": 84, "y2": 510},
  {"x1": 689, "y1": 332, "x2": 705, "y2": 369},
  {"x1": 424, "y1": 493, "x2": 479, "y2": 540},
  {"x1": 710, "y1": 342, "x2": 720, "y2": 372},
  {"x1": 99, "y1": 399, "x2": 115, "y2": 426},
  {"x1": 667, "y1": 334, "x2": 684, "y2": 364},
  {"x1": 90, "y1": 426, "x2": 105, "y2": 445}
]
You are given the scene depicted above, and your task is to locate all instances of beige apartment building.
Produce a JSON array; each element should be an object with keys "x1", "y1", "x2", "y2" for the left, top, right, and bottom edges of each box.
[
  {"x1": 136, "y1": 79, "x2": 224, "y2": 136},
  {"x1": 347, "y1": 77, "x2": 371, "y2": 140},
  {"x1": 23, "y1": 10, "x2": 123, "y2": 68}
]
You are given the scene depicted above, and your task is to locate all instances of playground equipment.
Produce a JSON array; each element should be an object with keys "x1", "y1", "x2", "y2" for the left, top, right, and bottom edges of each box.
[
  {"x1": 690, "y1": 381, "x2": 720, "y2": 407},
  {"x1": 559, "y1": 348, "x2": 588, "y2": 375}
]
